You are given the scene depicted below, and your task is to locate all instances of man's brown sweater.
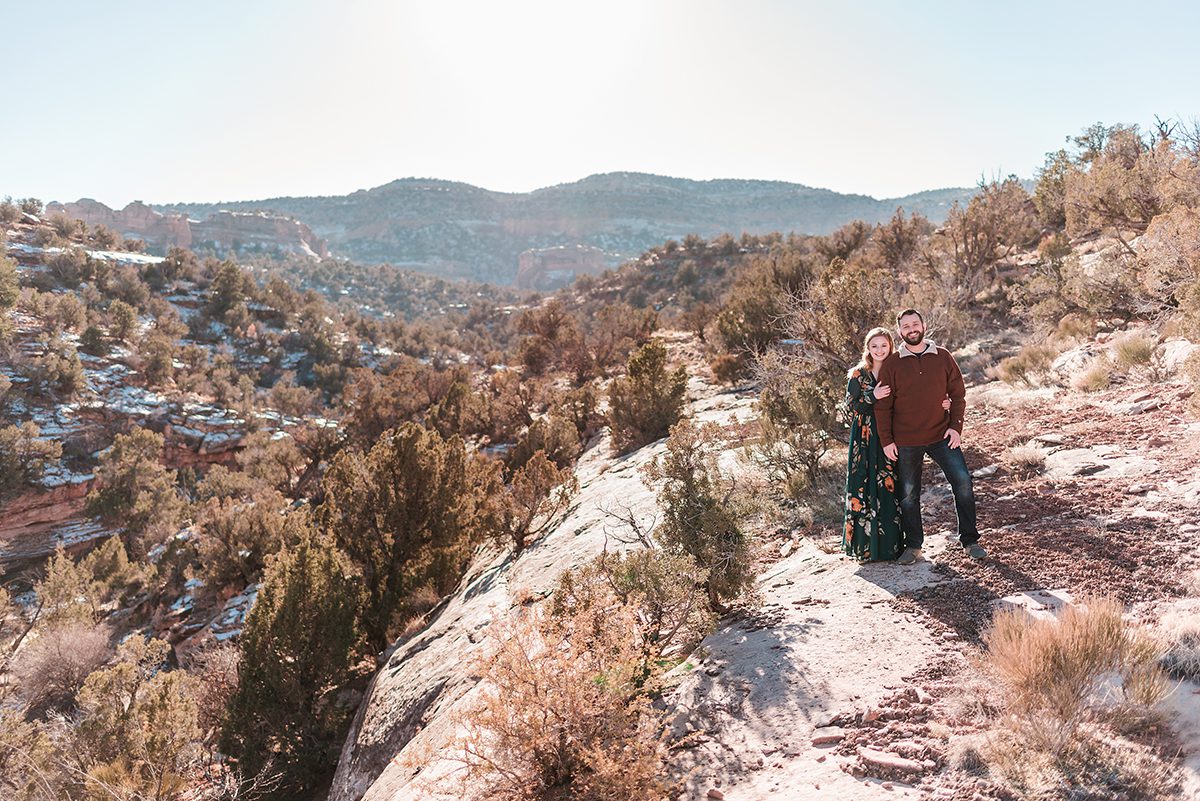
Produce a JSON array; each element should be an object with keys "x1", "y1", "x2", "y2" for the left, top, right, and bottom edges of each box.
[{"x1": 875, "y1": 341, "x2": 966, "y2": 447}]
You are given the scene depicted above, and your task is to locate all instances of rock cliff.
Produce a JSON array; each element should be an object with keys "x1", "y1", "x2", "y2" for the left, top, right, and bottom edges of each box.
[{"x1": 45, "y1": 199, "x2": 329, "y2": 259}]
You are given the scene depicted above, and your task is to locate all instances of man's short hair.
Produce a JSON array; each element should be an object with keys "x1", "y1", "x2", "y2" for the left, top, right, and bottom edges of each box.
[{"x1": 896, "y1": 308, "x2": 924, "y2": 326}]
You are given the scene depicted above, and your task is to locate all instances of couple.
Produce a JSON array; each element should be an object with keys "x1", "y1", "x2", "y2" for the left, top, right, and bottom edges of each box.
[{"x1": 841, "y1": 308, "x2": 987, "y2": 564}]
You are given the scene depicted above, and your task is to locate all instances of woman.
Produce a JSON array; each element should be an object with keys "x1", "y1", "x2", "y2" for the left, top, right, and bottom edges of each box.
[{"x1": 842, "y1": 327, "x2": 948, "y2": 561}]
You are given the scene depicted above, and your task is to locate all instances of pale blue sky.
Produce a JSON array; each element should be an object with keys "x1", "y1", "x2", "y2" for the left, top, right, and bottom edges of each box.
[{"x1": 2, "y1": 0, "x2": 1197, "y2": 207}]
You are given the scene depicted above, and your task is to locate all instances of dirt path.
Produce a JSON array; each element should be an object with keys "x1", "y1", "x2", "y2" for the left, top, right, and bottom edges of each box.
[{"x1": 666, "y1": 375, "x2": 1200, "y2": 799}]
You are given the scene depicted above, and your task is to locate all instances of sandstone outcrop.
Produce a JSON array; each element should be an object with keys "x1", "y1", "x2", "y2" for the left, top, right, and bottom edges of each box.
[
  {"x1": 46, "y1": 199, "x2": 329, "y2": 259},
  {"x1": 514, "y1": 244, "x2": 608, "y2": 289}
]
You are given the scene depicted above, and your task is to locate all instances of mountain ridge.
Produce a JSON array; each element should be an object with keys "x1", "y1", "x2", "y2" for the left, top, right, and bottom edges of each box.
[{"x1": 149, "y1": 173, "x2": 978, "y2": 284}]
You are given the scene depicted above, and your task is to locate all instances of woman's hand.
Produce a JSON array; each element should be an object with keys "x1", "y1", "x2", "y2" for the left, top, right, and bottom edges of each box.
[
  {"x1": 942, "y1": 396, "x2": 951, "y2": 411},
  {"x1": 873, "y1": 384, "x2": 892, "y2": 400}
]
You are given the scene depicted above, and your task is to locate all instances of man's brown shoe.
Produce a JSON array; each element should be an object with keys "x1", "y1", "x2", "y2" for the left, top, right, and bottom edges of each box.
[{"x1": 897, "y1": 547, "x2": 922, "y2": 565}]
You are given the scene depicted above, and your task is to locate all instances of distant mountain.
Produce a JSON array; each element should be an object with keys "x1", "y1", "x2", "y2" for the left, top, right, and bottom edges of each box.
[{"x1": 155, "y1": 173, "x2": 977, "y2": 284}]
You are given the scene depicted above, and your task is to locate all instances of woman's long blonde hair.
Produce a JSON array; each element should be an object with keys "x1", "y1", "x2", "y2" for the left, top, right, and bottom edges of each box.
[{"x1": 848, "y1": 326, "x2": 895, "y2": 377}]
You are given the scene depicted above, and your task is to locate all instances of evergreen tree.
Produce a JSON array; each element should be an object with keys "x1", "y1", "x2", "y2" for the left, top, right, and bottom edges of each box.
[
  {"x1": 86, "y1": 428, "x2": 183, "y2": 557},
  {"x1": 222, "y1": 529, "x2": 364, "y2": 798},
  {"x1": 319, "y1": 422, "x2": 495, "y2": 649},
  {"x1": 606, "y1": 339, "x2": 688, "y2": 454}
]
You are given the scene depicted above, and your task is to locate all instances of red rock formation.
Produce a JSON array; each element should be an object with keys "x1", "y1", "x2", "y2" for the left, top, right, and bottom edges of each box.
[
  {"x1": 515, "y1": 244, "x2": 607, "y2": 290},
  {"x1": 0, "y1": 479, "x2": 94, "y2": 540},
  {"x1": 45, "y1": 199, "x2": 328, "y2": 259}
]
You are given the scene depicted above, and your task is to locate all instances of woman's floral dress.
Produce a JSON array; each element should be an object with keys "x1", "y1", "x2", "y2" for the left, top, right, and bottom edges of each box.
[{"x1": 842, "y1": 367, "x2": 903, "y2": 561}]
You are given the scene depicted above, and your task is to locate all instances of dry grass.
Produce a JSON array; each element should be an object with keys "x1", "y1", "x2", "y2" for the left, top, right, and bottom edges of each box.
[
  {"x1": 973, "y1": 597, "x2": 1179, "y2": 799},
  {"x1": 1158, "y1": 606, "x2": 1200, "y2": 681},
  {"x1": 1072, "y1": 358, "x2": 1113, "y2": 392},
  {"x1": 995, "y1": 342, "x2": 1059, "y2": 386},
  {"x1": 1001, "y1": 444, "x2": 1047, "y2": 477},
  {"x1": 1055, "y1": 313, "x2": 1095, "y2": 341},
  {"x1": 1114, "y1": 333, "x2": 1157, "y2": 370}
]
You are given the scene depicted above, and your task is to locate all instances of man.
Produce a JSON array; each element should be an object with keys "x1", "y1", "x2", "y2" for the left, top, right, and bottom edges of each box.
[{"x1": 875, "y1": 309, "x2": 986, "y2": 564}]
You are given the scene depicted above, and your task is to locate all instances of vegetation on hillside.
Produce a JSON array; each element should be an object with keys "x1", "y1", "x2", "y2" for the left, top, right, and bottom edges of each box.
[{"x1": 3, "y1": 115, "x2": 1200, "y2": 799}]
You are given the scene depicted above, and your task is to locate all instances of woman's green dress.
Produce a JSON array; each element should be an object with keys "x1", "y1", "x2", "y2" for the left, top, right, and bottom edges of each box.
[{"x1": 842, "y1": 367, "x2": 903, "y2": 562}]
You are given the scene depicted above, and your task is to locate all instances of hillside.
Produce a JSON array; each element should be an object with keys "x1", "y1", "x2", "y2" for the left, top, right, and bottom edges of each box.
[
  {"x1": 3, "y1": 120, "x2": 1200, "y2": 801},
  {"x1": 328, "y1": 330, "x2": 1200, "y2": 801},
  {"x1": 152, "y1": 173, "x2": 976, "y2": 283}
]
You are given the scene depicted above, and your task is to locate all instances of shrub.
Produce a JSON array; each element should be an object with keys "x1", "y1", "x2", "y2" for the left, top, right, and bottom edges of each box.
[
  {"x1": 82, "y1": 535, "x2": 151, "y2": 601},
  {"x1": 554, "y1": 548, "x2": 714, "y2": 678},
  {"x1": 319, "y1": 422, "x2": 496, "y2": 649},
  {"x1": 72, "y1": 637, "x2": 201, "y2": 801},
  {"x1": 456, "y1": 604, "x2": 669, "y2": 801},
  {"x1": 237, "y1": 430, "x2": 305, "y2": 495},
  {"x1": 1158, "y1": 604, "x2": 1200, "y2": 681},
  {"x1": 0, "y1": 711, "x2": 65, "y2": 801},
  {"x1": 995, "y1": 342, "x2": 1058, "y2": 386},
  {"x1": 11, "y1": 622, "x2": 110, "y2": 709},
  {"x1": 715, "y1": 250, "x2": 809, "y2": 365},
  {"x1": 35, "y1": 337, "x2": 85, "y2": 397},
  {"x1": 194, "y1": 491, "x2": 301, "y2": 588},
  {"x1": 607, "y1": 339, "x2": 688, "y2": 454},
  {"x1": 222, "y1": 530, "x2": 364, "y2": 799},
  {"x1": 185, "y1": 643, "x2": 241, "y2": 739},
  {"x1": 642, "y1": 419, "x2": 751, "y2": 613},
  {"x1": 45, "y1": 248, "x2": 90, "y2": 289},
  {"x1": 1113, "y1": 332, "x2": 1156, "y2": 370},
  {"x1": 0, "y1": 422, "x2": 62, "y2": 501},
  {"x1": 1001, "y1": 444, "x2": 1047, "y2": 477},
  {"x1": 749, "y1": 349, "x2": 838, "y2": 493},
  {"x1": 507, "y1": 414, "x2": 581, "y2": 474},
  {"x1": 1072, "y1": 359, "x2": 1113, "y2": 392},
  {"x1": 976, "y1": 596, "x2": 1175, "y2": 798},
  {"x1": 708, "y1": 353, "x2": 744, "y2": 385},
  {"x1": 138, "y1": 332, "x2": 176, "y2": 387},
  {"x1": 108, "y1": 299, "x2": 138, "y2": 341},
  {"x1": 937, "y1": 176, "x2": 1039, "y2": 298},
  {"x1": 79, "y1": 325, "x2": 109, "y2": 357},
  {"x1": 48, "y1": 214, "x2": 84, "y2": 240},
  {"x1": 496, "y1": 450, "x2": 578, "y2": 553},
  {"x1": 86, "y1": 428, "x2": 184, "y2": 557},
  {"x1": 0, "y1": 255, "x2": 19, "y2": 311},
  {"x1": 35, "y1": 545, "x2": 101, "y2": 627}
]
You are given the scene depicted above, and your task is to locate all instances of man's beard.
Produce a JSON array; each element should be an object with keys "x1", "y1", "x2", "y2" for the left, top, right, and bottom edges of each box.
[{"x1": 903, "y1": 331, "x2": 924, "y2": 346}]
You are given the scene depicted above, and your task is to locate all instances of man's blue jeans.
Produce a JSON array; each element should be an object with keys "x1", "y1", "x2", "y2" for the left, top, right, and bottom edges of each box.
[{"x1": 895, "y1": 440, "x2": 979, "y2": 550}]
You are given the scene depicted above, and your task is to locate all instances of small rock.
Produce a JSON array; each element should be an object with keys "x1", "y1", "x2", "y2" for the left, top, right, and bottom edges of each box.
[
  {"x1": 704, "y1": 666, "x2": 724, "y2": 676},
  {"x1": 941, "y1": 631, "x2": 959, "y2": 641},
  {"x1": 883, "y1": 782, "x2": 895, "y2": 790},
  {"x1": 971, "y1": 464, "x2": 998, "y2": 478},
  {"x1": 780, "y1": 540, "x2": 795, "y2": 558},
  {"x1": 816, "y1": 755, "x2": 827, "y2": 763},
  {"x1": 859, "y1": 746, "x2": 925, "y2": 773},
  {"x1": 863, "y1": 706, "x2": 882, "y2": 722},
  {"x1": 811, "y1": 726, "x2": 846, "y2": 746},
  {"x1": 707, "y1": 790, "x2": 725, "y2": 800},
  {"x1": 1033, "y1": 433, "x2": 1064, "y2": 446},
  {"x1": 915, "y1": 688, "x2": 934, "y2": 704}
]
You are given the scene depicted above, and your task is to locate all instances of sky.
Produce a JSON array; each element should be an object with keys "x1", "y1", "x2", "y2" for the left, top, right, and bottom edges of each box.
[{"x1": 2, "y1": 0, "x2": 1198, "y2": 207}]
